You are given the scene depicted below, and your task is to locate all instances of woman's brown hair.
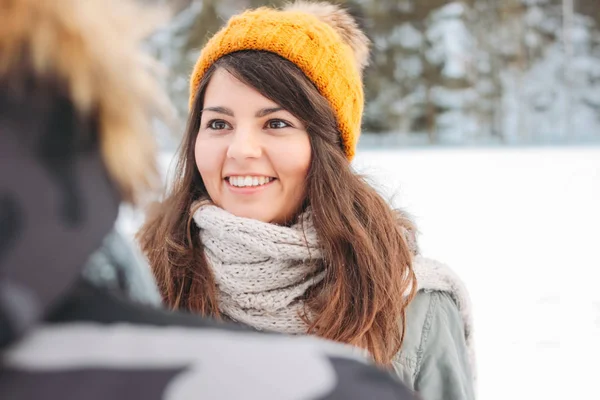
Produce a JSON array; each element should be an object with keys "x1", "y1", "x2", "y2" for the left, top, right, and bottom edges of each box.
[{"x1": 138, "y1": 50, "x2": 417, "y2": 366}]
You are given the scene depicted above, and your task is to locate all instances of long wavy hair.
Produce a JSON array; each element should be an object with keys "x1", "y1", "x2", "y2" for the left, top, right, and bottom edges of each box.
[{"x1": 138, "y1": 51, "x2": 417, "y2": 366}]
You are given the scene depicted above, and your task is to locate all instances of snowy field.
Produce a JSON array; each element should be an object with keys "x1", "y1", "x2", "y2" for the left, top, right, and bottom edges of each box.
[
  {"x1": 353, "y1": 146, "x2": 600, "y2": 400},
  {"x1": 119, "y1": 146, "x2": 600, "y2": 399}
]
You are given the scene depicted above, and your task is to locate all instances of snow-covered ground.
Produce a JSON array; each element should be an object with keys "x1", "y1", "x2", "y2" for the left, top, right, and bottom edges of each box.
[
  {"x1": 118, "y1": 146, "x2": 600, "y2": 399},
  {"x1": 353, "y1": 146, "x2": 600, "y2": 400}
]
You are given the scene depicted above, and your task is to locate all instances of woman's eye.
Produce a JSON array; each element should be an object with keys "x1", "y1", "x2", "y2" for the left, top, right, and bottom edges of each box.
[
  {"x1": 207, "y1": 120, "x2": 230, "y2": 130},
  {"x1": 266, "y1": 119, "x2": 290, "y2": 129}
]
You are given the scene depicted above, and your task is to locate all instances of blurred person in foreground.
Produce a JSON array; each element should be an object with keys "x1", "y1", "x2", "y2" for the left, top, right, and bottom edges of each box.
[
  {"x1": 0, "y1": 0, "x2": 416, "y2": 399},
  {"x1": 137, "y1": 1, "x2": 475, "y2": 400}
]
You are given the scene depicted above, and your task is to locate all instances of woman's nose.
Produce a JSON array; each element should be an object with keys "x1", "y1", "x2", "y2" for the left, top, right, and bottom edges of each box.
[{"x1": 226, "y1": 127, "x2": 262, "y2": 160}]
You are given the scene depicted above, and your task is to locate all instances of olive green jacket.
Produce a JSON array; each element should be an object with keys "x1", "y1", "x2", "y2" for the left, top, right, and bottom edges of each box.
[{"x1": 392, "y1": 257, "x2": 476, "y2": 400}]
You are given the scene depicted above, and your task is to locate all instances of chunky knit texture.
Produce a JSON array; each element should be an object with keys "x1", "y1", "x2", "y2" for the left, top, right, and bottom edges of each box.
[
  {"x1": 192, "y1": 203, "x2": 325, "y2": 333},
  {"x1": 192, "y1": 203, "x2": 475, "y2": 378},
  {"x1": 189, "y1": 2, "x2": 368, "y2": 160}
]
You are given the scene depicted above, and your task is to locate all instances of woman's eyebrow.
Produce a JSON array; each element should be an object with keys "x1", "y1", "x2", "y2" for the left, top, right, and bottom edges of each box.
[
  {"x1": 201, "y1": 106, "x2": 234, "y2": 116},
  {"x1": 255, "y1": 107, "x2": 284, "y2": 118},
  {"x1": 201, "y1": 106, "x2": 285, "y2": 118}
]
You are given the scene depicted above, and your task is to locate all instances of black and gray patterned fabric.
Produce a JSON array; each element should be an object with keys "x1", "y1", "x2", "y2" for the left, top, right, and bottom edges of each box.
[{"x1": 2, "y1": 278, "x2": 415, "y2": 400}]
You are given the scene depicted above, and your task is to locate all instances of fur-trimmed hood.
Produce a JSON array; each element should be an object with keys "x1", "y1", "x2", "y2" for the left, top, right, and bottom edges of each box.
[{"x1": 0, "y1": 0, "x2": 172, "y2": 203}]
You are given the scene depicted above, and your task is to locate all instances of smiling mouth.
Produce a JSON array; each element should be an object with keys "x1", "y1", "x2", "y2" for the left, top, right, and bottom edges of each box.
[{"x1": 225, "y1": 176, "x2": 276, "y2": 188}]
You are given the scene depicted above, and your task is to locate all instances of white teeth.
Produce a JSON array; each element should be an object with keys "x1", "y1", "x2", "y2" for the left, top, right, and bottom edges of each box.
[{"x1": 228, "y1": 176, "x2": 273, "y2": 187}]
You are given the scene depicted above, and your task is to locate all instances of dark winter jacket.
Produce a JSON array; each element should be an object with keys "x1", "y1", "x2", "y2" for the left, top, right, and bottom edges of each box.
[{"x1": 2, "y1": 259, "x2": 416, "y2": 400}]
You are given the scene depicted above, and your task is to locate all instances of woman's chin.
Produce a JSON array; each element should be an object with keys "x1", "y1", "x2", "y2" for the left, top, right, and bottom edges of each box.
[
  {"x1": 222, "y1": 205, "x2": 273, "y2": 223},
  {"x1": 220, "y1": 204, "x2": 295, "y2": 225}
]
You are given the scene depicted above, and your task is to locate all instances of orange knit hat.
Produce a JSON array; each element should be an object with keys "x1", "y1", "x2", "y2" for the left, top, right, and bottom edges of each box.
[{"x1": 189, "y1": 1, "x2": 370, "y2": 160}]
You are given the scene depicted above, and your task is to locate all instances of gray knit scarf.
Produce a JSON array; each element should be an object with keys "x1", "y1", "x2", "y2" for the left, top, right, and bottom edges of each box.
[
  {"x1": 192, "y1": 202, "x2": 476, "y2": 381},
  {"x1": 192, "y1": 203, "x2": 325, "y2": 334}
]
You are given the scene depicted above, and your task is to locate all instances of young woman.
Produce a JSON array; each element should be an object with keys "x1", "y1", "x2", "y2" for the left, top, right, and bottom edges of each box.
[{"x1": 139, "y1": 2, "x2": 475, "y2": 399}]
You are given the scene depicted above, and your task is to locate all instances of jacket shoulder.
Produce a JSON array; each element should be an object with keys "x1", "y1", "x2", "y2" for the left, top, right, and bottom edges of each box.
[
  {"x1": 393, "y1": 290, "x2": 475, "y2": 399},
  {"x1": 30, "y1": 280, "x2": 415, "y2": 400},
  {"x1": 392, "y1": 290, "x2": 441, "y2": 386},
  {"x1": 392, "y1": 291, "x2": 467, "y2": 377}
]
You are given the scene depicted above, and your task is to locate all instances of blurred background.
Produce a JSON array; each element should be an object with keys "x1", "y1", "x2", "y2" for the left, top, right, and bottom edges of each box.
[
  {"x1": 145, "y1": 0, "x2": 600, "y2": 149},
  {"x1": 121, "y1": 1, "x2": 600, "y2": 399}
]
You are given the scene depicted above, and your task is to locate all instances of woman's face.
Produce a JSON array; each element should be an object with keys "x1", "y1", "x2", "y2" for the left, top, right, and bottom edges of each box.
[{"x1": 195, "y1": 69, "x2": 311, "y2": 224}]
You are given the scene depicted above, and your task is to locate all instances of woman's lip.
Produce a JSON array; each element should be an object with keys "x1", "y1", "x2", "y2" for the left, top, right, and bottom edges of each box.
[
  {"x1": 224, "y1": 178, "x2": 276, "y2": 194},
  {"x1": 225, "y1": 173, "x2": 275, "y2": 179}
]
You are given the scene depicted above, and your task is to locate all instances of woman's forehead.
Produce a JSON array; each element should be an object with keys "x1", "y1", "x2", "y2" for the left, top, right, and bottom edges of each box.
[{"x1": 202, "y1": 69, "x2": 287, "y2": 115}]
